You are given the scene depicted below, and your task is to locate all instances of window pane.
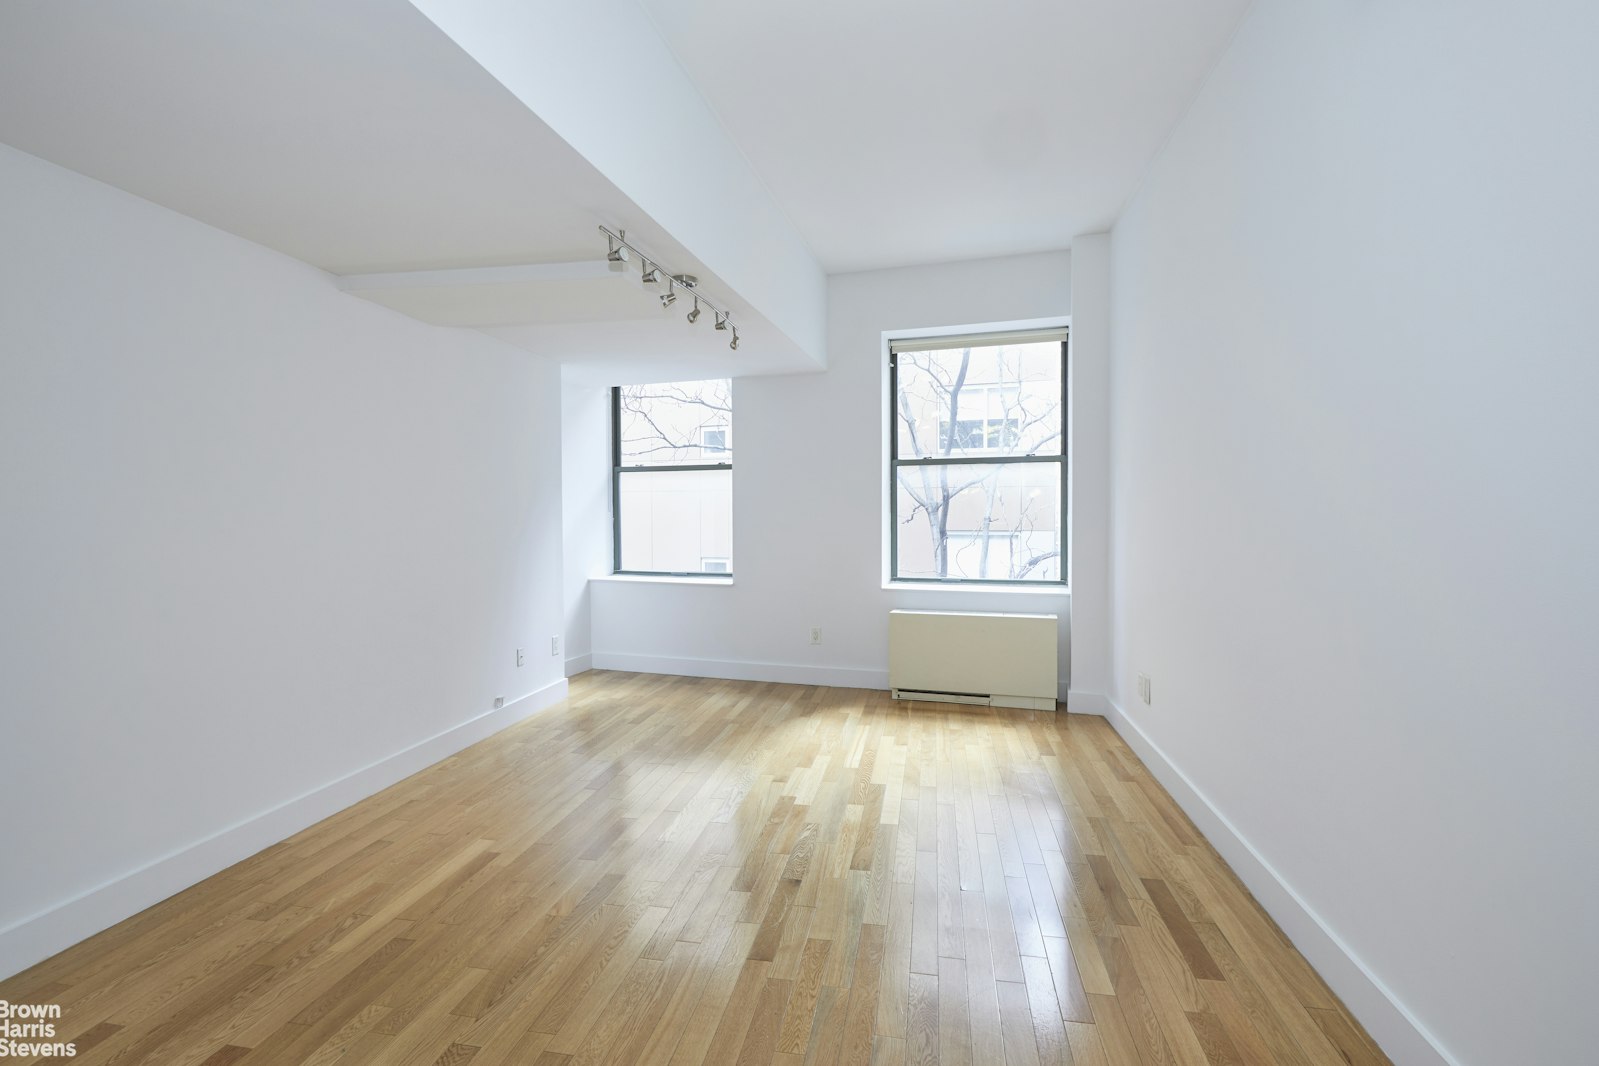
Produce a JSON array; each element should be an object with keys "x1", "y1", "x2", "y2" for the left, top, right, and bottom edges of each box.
[
  {"x1": 618, "y1": 379, "x2": 733, "y2": 465},
  {"x1": 895, "y1": 342, "x2": 1061, "y2": 459},
  {"x1": 618, "y1": 469, "x2": 732, "y2": 573},
  {"x1": 894, "y1": 463, "x2": 1061, "y2": 581}
]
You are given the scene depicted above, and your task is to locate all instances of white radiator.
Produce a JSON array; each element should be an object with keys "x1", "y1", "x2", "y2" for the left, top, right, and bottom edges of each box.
[{"x1": 888, "y1": 610, "x2": 1058, "y2": 711}]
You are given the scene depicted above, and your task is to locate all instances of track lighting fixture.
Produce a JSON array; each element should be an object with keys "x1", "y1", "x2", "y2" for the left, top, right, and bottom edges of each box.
[
  {"x1": 606, "y1": 231, "x2": 629, "y2": 266},
  {"x1": 599, "y1": 225, "x2": 738, "y2": 354}
]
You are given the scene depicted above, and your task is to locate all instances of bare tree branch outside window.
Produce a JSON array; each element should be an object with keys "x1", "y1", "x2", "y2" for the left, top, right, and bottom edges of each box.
[
  {"x1": 893, "y1": 340, "x2": 1064, "y2": 582},
  {"x1": 618, "y1": 380, "x2": 732, "y2": 463},
  {"x1": 614, "y1": 379, "x2": 733, "y2": 574}
]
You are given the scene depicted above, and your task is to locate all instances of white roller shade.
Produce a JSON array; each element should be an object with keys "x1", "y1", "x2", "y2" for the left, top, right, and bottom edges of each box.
[{"x1": 889, "y1": 328, "x2": 1067, "y2": 355}]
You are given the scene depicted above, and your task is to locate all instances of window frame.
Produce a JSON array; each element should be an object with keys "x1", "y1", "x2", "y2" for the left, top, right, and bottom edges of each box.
[
  {"x1": 611, "y1": 384, "x2": 734, "y2": 578},
  {"x1": 888, "y1": 330, "x2": 1068, "y2": 586}
]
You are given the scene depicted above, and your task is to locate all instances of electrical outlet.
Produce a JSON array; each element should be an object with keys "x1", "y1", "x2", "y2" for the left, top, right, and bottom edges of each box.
[
  {"x1": 1137, "y1": 673, "x2": 1152, "y2": 705},
  {"x1": 516, "y1": 648, "x2": 525, "y2": 667},
  {"x1": 551, "y1": 635, "x2": 561, "y2": 656},
  {"x1": 493, "y1": 696, "x2": 505, "y2": 709},
  {"x1": 809, "y1": 626, "x2": 822, "y2": 645}
]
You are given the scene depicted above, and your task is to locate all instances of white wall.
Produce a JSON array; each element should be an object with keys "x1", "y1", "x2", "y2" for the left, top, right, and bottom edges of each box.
[
  {"x1": 1106, "y1": 3, "x2": 1599, "y2": 1064},
  {"x1": 0, "y1": 144, "x2": 566, "y2": 976},
  {"x1": 1067, "y1": 235, "x2": 1111, "y2": 710},
  {"x1": 560, "y1": 376, "x2": 611, "y2": 675},
  {"x1": 586, "y1": 252, "x2": 1078, "y2": 694}
]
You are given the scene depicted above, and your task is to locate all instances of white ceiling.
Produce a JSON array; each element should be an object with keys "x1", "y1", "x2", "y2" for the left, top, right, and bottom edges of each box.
[
  {"x1": 638, "y1": 0, "x2": 1253, "y2": 273},
  {"x1": 0, "y1": 0, "x2": 620, "y2": 275},
  {"x1": 0, "y1": 0, "x2": 821, "y2": 375},
  {"x1": 0, "y1": 0, "x2": 1253, "y2": 372}
]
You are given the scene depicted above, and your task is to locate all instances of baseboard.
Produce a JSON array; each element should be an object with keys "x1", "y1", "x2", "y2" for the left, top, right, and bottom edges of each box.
[
  {"x1": 565, "y1": 652, "x2": 593, "y2": 677},
  {"x1": 1065, "y1": 687, "x2": 1109, "y2": 715},
  {"x1": 0, "y1": 677, "x2": 568, "y2": 981},
  {"x1": 1102, "y1": 698, "x2": 1457, "y2": 1066},
  {"x1": 591, "y1": 651, "x2": 889, "y2": 691}
]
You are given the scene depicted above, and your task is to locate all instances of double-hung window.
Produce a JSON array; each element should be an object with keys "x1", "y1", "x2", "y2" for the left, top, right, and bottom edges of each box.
[
  {"x1": 612, "y1": 379, "x2": 733, "y2": 576},
  {"x1": 889, "y1": 330, "x2": 1067, "y2": 584}
]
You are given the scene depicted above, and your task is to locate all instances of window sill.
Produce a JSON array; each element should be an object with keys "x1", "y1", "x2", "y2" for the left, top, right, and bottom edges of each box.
[
  {"x1": 883, "y1": 581, "x2": 1070, "y2": 596},
  {"x1": 592, "y1": 574, "x2": 735, "y2": 587}
]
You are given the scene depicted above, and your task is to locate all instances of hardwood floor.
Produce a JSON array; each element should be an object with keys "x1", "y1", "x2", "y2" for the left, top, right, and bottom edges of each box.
[{"x1": 0, "y1": 672, "x2": 1390, "y2": 1065}]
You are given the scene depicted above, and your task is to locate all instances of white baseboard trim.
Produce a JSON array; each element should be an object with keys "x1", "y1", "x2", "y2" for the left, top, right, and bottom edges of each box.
[
  {"x1": 1102, "y1": 698, "x2": 1457, "y2": 1066},
  {"x1": 565, "y1": 652, "x2": 593, "y2": 677},
  {"x1": 591, "y1": 651, "x2": 889, "y2": 691},
  {"x1": 0, "y1": 677, "x2": 568, "y2": 981},
  {"x1": 1065, "y1": 687, "x2": 1109, "y2": 715}
]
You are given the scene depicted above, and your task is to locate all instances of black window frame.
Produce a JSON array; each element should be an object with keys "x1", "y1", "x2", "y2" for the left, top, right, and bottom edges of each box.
[
  {"x1": 888, "y1": 330, "x2": 1069, "y2": 586},
  {"x1": 611, "y1": 383, "x2": 734, "y2": 578}
]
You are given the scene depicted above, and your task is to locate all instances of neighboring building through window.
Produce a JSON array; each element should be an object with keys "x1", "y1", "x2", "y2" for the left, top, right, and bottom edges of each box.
[
  {"x1": 890, "y1": 330, "x2": 1066, "y2": 583},
  {"x1": 700, "y1": 424, "x2": 728, "y2": 456},
  {"x1": 613, "y1": 379, "x2": 733, "y2": 576}
]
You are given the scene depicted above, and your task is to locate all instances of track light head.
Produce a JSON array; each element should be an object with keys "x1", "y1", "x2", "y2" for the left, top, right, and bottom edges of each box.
[
  {"x1": 606, "y1": 233, "x2": 629, "y2": 267},
  {"x1": 659, "y1": 281, "x2": 676, "y2": 308},
  {"x1": 714, "y1": 311, "x2": 729, "y2": 331},
  {"x1": 686, "y1": 298, "x2": 701, "y2": 324},
  {"x1": 729, "y1": 329, "x2": 739, "y2": 351},
  {"x1": 640, "y1": 262, "x2": 659, "y2": 285}
]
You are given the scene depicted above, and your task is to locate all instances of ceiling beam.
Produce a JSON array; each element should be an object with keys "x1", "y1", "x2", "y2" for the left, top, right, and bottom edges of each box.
[{"x1": 335, "y1": 259, "x2": 619, "y2": 292}]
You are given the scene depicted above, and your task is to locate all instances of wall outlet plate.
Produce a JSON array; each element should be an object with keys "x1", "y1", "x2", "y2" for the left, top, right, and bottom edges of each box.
[{"x1": 493, "y1": 696, "x2": 505, "y2": 709}]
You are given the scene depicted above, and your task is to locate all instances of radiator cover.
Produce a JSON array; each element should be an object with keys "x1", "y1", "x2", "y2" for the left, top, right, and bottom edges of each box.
[{"x1": 888, "y1": 609, "x2": 1058, "y2": 710}]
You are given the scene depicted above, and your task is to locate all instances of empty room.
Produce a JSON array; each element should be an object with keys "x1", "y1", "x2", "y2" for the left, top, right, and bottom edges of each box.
[{"x1": 0, "y1": 2, "x2": 1592, "y2": 1065}]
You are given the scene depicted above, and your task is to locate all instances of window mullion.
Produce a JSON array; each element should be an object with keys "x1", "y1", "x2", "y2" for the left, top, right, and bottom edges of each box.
[{"x1": 892, "y1": 453, "x2": 1061, "y2": 469}]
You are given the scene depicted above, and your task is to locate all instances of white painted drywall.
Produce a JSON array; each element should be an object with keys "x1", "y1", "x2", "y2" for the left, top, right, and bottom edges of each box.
[
  {"x1": 0, "y1": 143, "x2": 566, "y2": 975},
  {"x1": 1107, "y1": 3, "x2": 1599, "y2": 1064},
  {"x1": 586, "y1": 252, "x2": 1080, "y2": 695},
  {"x1": 560, "y1": 376, "x2": 612, "y2": 676},
  {"x1": 1067, "y1": 235, "x2": 1111, "y2": 712}
]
